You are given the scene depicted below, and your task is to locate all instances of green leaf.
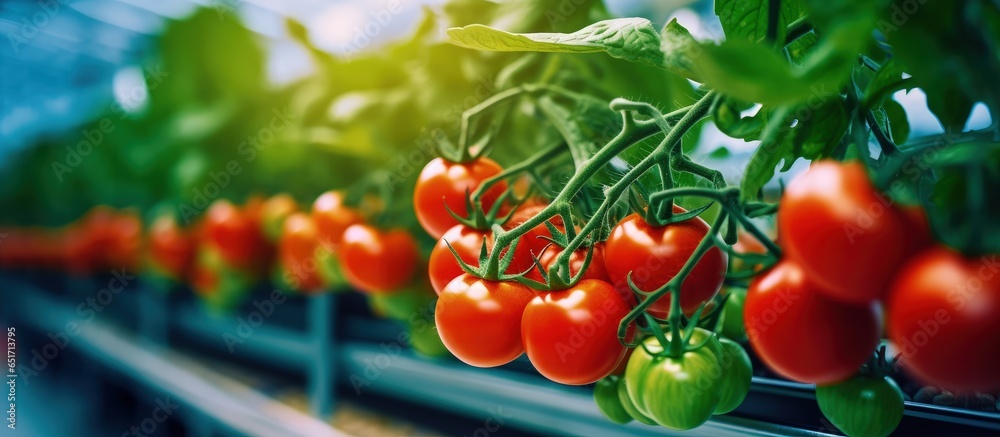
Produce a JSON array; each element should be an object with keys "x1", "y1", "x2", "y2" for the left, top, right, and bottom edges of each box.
[
  {"x1": 447, "y1": 18, "x2": 665, "y2": 69},
  {"x1": 714, "y1": 98, "x2": 765, "y2": 140},
  {"x1": 715, "y1": 0, "x2": 807, "y2": 43},
  {"x1": 863, "y1": 60, "x2": 906, "y2": 107},
  {"x1": 692, "y1": 42, "x2": 820, "y2": 105},
  {"x1": 881, "y1": 99, "x2": 910, "y2": 145},
  {"x1": 709, "y1": 147, "x2": 731, "y2": 158},
  {"x1": 794, "y1": 99, "x2": 848, "y2": 160},
  {"x1": 741, "y1": 106, "x2": 795, "y2": 199},
  {"x1": 660, "y1": 19, "x2": 701, "y2": 80}
]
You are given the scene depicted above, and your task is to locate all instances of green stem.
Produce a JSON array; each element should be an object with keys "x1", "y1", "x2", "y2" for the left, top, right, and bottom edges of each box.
[{"x1": 471, "y1": 143, "x2": 567, "y2": 204}]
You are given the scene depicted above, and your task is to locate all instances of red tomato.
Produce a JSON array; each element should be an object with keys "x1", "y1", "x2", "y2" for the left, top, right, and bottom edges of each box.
[
  {"x1": 435, "y1": 274, "x2": 535, "y2": 367},
  {"x1": 897, "y1": 204, "x2": 933, "y2": 255},
  {"x1": 745, "y1": 260, "x2": 880, "y2": 385},
  {"x1": 427, "y1": 224, "x2": 534, "y2": 295},
  {"x1": 503, "y1": 201, "x2": 564, "y2": 257},
  {"x1": 778, "y1": 161, "x2": 916, "y2": 303},
  {"x1": 524, "y1": 243, "x2": 612, "y2": 287},
  {"x1": 604, "y1": 209, "x2": 727, "y2": 319},
  {"x1": 312, "y1": 190, "x2": 364, "y2": 246},
  {"x1": 732, "y1": 230, "x2": 769, "y2": 272},
  {"x1": 887, "y1": 247, "x2": 1000, "y2": 392},
  {"x1": 279, "y1": 213, "x2": 324, "y2": 293},
  {"x1": 148, "y1": 214, "x2": 196, "y2": 280},
  {"x1": 260, "y1": 194, "x2": 298, "y2": 242},
  {"x1": 414, "y1": 157, "x2": 506, "y2": 238},
  {"x1": 203, "y1": 200, "x2": 273, "y2": 272},
  {"x1": 339, "y1": 224, "x2": 418, "y2": 294},
  {"x1": 521, "y1": 279, "x2": 634, "y2": 385}
]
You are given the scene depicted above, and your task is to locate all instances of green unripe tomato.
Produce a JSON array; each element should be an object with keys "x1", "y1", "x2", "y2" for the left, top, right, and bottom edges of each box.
[
  {"x1": 624, "y1": 328, "x2": 724, "y2": 430},
  {"x1": 593, "y1": 376, "x2": 632, "y2": 424},
  {"x1": 817, "y1": 376, "x2": 904, "y2": 437},
  {"x1": 617, "y1": 375, "x2": 657, "y2": 425},
  {"x1": 718, "y1": 289, "x2": 747, "y2": 341},
  {"x1": 407, "y1": 318, "x2": 450, "y2": 358},
  {"x1": 713, "y1": 338, "x2": 753, "y2": 414}
]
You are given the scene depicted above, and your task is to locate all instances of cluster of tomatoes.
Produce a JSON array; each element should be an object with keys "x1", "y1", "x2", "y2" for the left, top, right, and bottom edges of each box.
[
  {"x1": 743, "y1": 160, "x2": 1000, "y2": 436},
  {"x1": 414, "y1": 155, "x2": 757, "y2": 430},
  {"x1": 0, "y1": 206, "x2": 142, "y2": 275}
]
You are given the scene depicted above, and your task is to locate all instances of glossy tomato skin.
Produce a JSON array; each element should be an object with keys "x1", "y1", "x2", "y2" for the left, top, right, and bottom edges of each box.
[
  {"x1": 148, "y1": 214, "x2": 196, "y2": 280},
  {"x1": 817, "y1": 376, "x2": 904, "y2": 437},
  {"x1": 435, "y1": 274, "x2": 535, "y2": 367},
  {"x1": 278, "y1": 213, "x2": 324, "y2": 293},
  {"x1": 339, "y1": 224, "x2": 418, "y2": 294},
  {"x1": 414, "y1": 157, "x2": 506, "y2": 238},
  {"x1": 886, "y1": 247, "x2": 1000, "y2": 392},
  {"x1": 617, "y1": 376, "x2": 658, "y2": 425},
  {"x1": 718, "y1": 289, "x2": 747, "y2": 341},
  {"x1": 778, "y1": 161, "x2": 915, "y2": 303},
  {"x1": 604, "y1": 210, "x2": 727, "y2": 318},
  {"x1": 713, "y1": 338, "x2": 752, "y2": 414},
  {"x1": 745, "y1": 260, "x2": 880, "y2": 385},
  {"x1": 624, "y1": 330, "x2": 724, "y2": 430},
  {"x1": 427, "y1": 224, "x2": 533, "y2": 295},
  {"x1": 594, "y1": 376, "x2": 633, "y2": 425},
  {"x1": 312, "y1": 191, "x2": 364, "y2": 246},
  {"x1": 521, "y1": 279, "x2": 633, "y2": 385},
  {"x1": 203, "y1": 200, "x2": 272, "y2": 272}
]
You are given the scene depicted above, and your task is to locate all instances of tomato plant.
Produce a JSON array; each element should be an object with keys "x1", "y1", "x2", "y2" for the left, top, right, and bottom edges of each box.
[
  {"x1": 260, "y1": 193, "x2": 298, "y2": 242},
  {"x1": 147, "y1": 213, "x2": 196, "y2": 280},
  {"x1": 427, "y1": 224, "x2": 533, "y2": 295},
  {"x1": 886, "y1": 246, "x2": 1000, "y2": 392},
  {"x1": 435, "y1": 274, "x2": 535, "y2": 367},
  {"x1": 339, "y1": 224, "x2": 418, "y2": 294},
  {"x1": 745, "y1": 260, "x2": 880, "y2": 385},
  {"x1": 714, "y1": 337, "x2": 752, "y2": 415},
  {"x1": 778, "y1": 161, "x2": 917, "y2": 304},
  {"x1": 521, "y1": 279, "x2": 633, "y2": 385},
  {"x1": 594, "y1": 376, "x2": 634, "y2": 425},
  {"x1": 817, "y1": 376, "x2": 904, "y2": 437},
  {"x1": 203, "y1": 199, "x2": 272, "y2": 272},
  {"x1": 413, "y1": 157, "x2": 507, "y2": 238},
  {"x1": 605, "y1": 210, "x2": 727, "y2": 319},
  {"x1": 312, "y1": 190, "x2": 364, "y2": 245},
  {"x1": 278, "y1": 212, "x2": 324, "y2": 293}
]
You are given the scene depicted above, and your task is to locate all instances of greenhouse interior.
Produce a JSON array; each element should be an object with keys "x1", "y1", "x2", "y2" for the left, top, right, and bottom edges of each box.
[{"x1": 1, "y1": 0, "x2": 1000, "y2": 436}]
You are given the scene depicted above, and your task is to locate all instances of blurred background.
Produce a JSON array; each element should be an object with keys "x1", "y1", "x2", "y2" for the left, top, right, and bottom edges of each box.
[{"x1": 1, "y1": 0, "x2": 998, "y2": 436}]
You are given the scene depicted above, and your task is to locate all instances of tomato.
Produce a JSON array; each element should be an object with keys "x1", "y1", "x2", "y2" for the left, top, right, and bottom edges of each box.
[
  {"x1": 624, "y1": 329, "x2": 724, "y2": 430},
  {"x1": 414, "y1": 157, "x2": 507, "y2": 238},
  {"x1": 744, "y1": 260, "x2": 880, "y2": 385},
  {"x1": 148, "y1": 214, "x2": 196, "y2": 280},
  {"x1": 713, "y1": 338, "x2": 752, "y2": 414},
  {"x1": 521, "y1": 279, "x2": 633, "y2": 385},
  {"x1": 897, "y1": 204, "x2": 933, "y2": 256},
  {"x1": 312, "y1": 190, "x2": 364, "y2": 246},
  {"x1": 370, "y1": 286, "x2": 433, "y2": 320},
  {"x1": 408, "y1": 318, "x2": 450, "y2": 358},
  {"x1": 524, "y1": 243, "x2": 611, "y2": 285},
  {"x1": 502, "y1": 201, "x2": 553, "y2": 253},
  {"x1": 886, "y1": 246, "x2": 1000, "y2": 392},
  {"x1": 616, "y1": 375, "x2": 658, "y2": 425},
  {"x1": 427, "y1": 224, "x2": 533, "y2": 295},
  {"x1": 604, "y1": 209, "x2": 727, "y2": 319},
  {"x1": 203, "y1": 200, "x2": 272, "y2": 272},
  {"x1": 190, "y1": 247, "x2": 252, "y2": 309},
  {"x1": 817, "y1": 376, "x2": 904, "y2": 437},
  {"x1": 731, "y1": 230, "x2": 768, "y2": 272},
  {"x1": 435, "y1": 274, "x2": 534, "y2": 367},
  {"x1": 717, "y1": 288, "x2": 747, "y2": 341},
  {"x1": 260, "y1": 194, "x2": 298, "y2": 242},
  {"x1": 339, "y1": 224, "x2": 418, "y2": 294},
  {"x1": 594, "y1": 376, "x2": 633, "y2": 425},
  {"x1": 278, "y1": 212, "x2": 323, "y2": 293},
  {"x1": 610, "y1": 347, "x2": 634, "y2": 376},
  {"x1": 778, "y1": 161, "x2": 917, "y2": 303}
]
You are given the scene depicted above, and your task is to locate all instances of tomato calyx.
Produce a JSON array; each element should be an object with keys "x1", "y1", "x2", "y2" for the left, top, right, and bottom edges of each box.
[
  {"x1": 858, "y1": 345, "x2": 901, "y2": 380},
  {"x1": 444, "y1": 186, "x2": 520, "y2": 231},
  {"x1": 441, "y1": 224, "x2": 530, "y2": 282}
]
